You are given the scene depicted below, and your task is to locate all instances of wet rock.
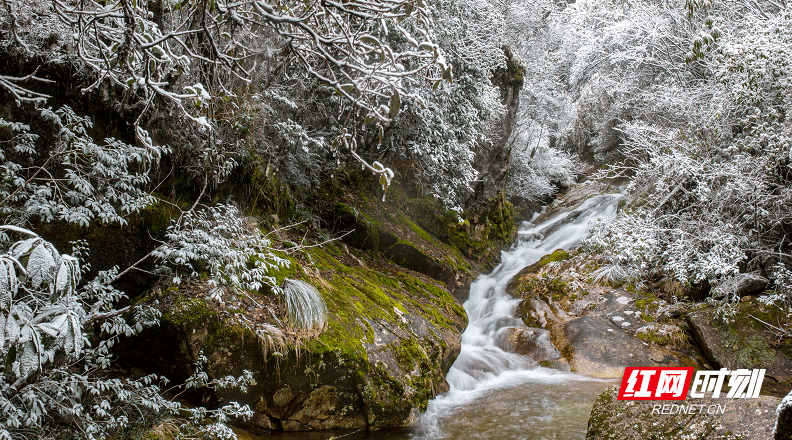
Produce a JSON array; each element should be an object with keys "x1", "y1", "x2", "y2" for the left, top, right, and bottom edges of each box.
[
  {"x1": 557, "y1": 315, "x2": 696, "y2": 378},
  {"x1": 119, "y1": 244, "x2": 467, "y2": 432},
  {"x1": 534, "y1": 181, "x2": 614, "y2": 223},
  {"x1": 510, "y1": 196, "x2": 543, "y2": 227},
  {"x1": 539, "y1": 357, "x2": 571, "y2": 372},
  {"x1": 587, "y1": 386, "x2": 780, "y2": 440},
  {"x1": 687, "y1": 304, "x2": 792, "y2": 389},
  {"x1": 491, "y1": 316, "x2": 526, "y2": 332},
  {"x1": 714, "y1": 272, "x2": 770, "y2": 298},
  {"x1": 494, "y1": 327, "x2": 561, "y2": 362},
  {"x1": 521, "y1": 298, "x2": 562, "y2": 328},
  {"x1": 506, "y1": 249, "x2": 571, "y2": 297}
]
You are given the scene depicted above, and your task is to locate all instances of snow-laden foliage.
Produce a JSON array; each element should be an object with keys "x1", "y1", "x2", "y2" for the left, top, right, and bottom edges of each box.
[
  {"x1": 579, "y1": 4, "x2": 792, "y2": 313},
  {"x1": 0, "y1": 107, "x2": 166, "y2": 227},
  {"x1": 218, "y1": 0, "x2": 511, "y2": 206},
  {"x1": 6, "y1": 0, "x2": 449, "y2": 123},
  {"x1": 507, "y1": 121, "x2": 580, "y2": 200},
  {"x1": 0, "y1": 0, "x2": 454, "y2": 193},
  {"x1": 281, "y1": 279, "x2": 328, "y2": 331},
  {"x1": 153, "y1": 204, "x2": 290, "y2": 299},
  {"x1": 0, "y1": 227, "x2": 254, "y2": 439},
  {"x1": 372, "y1": 0, "x2": 508, "y2": 205}
]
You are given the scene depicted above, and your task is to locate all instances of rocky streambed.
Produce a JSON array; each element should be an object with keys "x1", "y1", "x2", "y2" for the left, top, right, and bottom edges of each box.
[
  {"x1": 122, "y1": 179, "x2": 792, "y2": 439},
  {"x1": 503, "y1": 181, "x2": 792, "y2": 439}
]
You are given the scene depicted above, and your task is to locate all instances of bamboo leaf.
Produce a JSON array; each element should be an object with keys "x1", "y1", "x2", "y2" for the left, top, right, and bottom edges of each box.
[{"x1": 389, "y1": 90, "x2": 401, "y2": 118}]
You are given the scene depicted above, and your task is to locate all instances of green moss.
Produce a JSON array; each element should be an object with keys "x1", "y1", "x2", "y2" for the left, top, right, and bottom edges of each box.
[
  {"x1": 246, "y1": 160, "x2": 297, "y2": 222},
  {"x1": 710, "y1": 304, "x2": 792, "y2": 368},
  {"x1": 401, "y1": 215, "x2": 439, "y2": 246},
  {"x1": 634, "y1": 292, "x2": 662, "y2": 321},
  {"x1": 636, "y1": 332, "x2": 671, "y2": 346},
  {"x1": 535, "y1": 249, "x2": 570, "y2": 268},
  {"x1": 163, "y1": 296, "x2": 216, "y2": 326},
  {"x1": 261, "y1": 250, "x2": 300, "y2": 287},
  {"x1": 139, "y1": 201, "x2": 179, "y2": 233},
  {"x1": 301, "y1": 242, "x2": 466, "y2": 363}
]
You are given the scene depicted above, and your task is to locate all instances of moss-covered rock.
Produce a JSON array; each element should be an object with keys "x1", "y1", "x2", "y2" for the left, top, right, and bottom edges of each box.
[
  {"x1": 587, "y1": 386, "x2": 779, "y2": 439},
  {"x1": 120, "y1": 241, "x2": 467, "y2": 433},
  {"x1": 331, "y1": 203, "x2": 380, "y2": 251},
  {"x1": 687, "y1": 303, "x2": 792, "y2": 393},
  {"x1": 507, "y1": 251, "x2": 703, "y2": 378},
  {"x1": 383, "y1": 241, "x2": 445, "y2": 281}
]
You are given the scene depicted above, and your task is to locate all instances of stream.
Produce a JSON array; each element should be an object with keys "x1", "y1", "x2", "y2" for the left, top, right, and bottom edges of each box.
[
  {"x1": 411, "y1": 194, "x2": 621, "y2": 440},
  {"x1": 255, "y1": 194, "x2": 622, "y2": 440}
]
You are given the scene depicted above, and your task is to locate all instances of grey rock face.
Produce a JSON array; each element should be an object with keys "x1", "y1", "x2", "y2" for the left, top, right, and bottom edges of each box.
[
  {"x1": 714, "y1": 272, "x2": 770, "y2": 298},
  {"x1": 587, "y1": 386, "x2": 780, "y2": 440}
]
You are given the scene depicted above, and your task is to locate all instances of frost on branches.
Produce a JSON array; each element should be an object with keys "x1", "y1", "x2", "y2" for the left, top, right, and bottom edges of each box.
[
  {"x1": 580, "y1": 5, "x2": 792, "y2": 318},
  {"x1": 0, "y1": 0, "x2": 456, "y2": 191},
  {"x1": 0, "y1": 226, "x2": 255, "y2": 439},
  {"x1": 0, "y1": 107, "x2": 166, "y2": 227},
  {"x1": 153, "y1": 204, "x2": 290, "y2": 300}
]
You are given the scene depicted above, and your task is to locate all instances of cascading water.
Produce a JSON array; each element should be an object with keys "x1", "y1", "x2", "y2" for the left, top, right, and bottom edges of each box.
[{"x1": 413, "y1": 193, "x2": 622, "y2": 440}]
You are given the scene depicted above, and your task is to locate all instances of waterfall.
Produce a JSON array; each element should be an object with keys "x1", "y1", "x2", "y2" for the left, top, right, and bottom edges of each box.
[{"x1": 414, "y1": 193, "x2": 622, "y2": 438}]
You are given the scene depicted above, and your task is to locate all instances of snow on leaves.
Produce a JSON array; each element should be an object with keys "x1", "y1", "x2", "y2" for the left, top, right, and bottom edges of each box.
[
  {"x1": 0, "y1": 225, "x2": 254, "y2": 438},
  {"x1": 0, "y1": 107, "x2": 165, "y2": 228},
  {"x1": 153, "y1": 204, "x2": 290, "y2": 299},
  {"x1": 0, "y1": 226, "x2": 84, "y2": 379}
]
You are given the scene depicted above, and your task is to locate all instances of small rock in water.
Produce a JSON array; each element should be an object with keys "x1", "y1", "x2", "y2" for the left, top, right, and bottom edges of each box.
[{"x1": 518, "y1": 220, "x2": 535, "y2": 230}]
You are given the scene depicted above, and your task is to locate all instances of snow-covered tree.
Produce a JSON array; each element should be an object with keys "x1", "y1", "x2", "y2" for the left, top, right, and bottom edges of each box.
[
  {"x1": 579, "y1": 2, "x2": 792, "y2": 312},
  {"x1": 0, "y1": 225, "x2": 256, "y2": 439}
]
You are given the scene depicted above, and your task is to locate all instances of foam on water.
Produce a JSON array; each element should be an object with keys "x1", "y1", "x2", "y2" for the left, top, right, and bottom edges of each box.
[{"x1": 414, "y1": 194, "x2": 622, "y2": 439}]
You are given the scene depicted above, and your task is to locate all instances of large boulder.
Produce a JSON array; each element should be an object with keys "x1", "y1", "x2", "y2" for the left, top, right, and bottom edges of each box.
[
  {"x1": 119, "y1": 243, "x2": 467, "y2": 433},
  {"x1": 587, "y1": 386, "x2": 780, "y2": 439},
  {"x1": 559, "y1": 313, "x2": 696, "y2": 378},
  {"x1": 687, "y1": 303, "x2": 792, "y2": 393},
  {"x1": 326, "y1": 190, "x2": 518, "y2": 302},
  {"x1": 713, "y1": 272, "x2": 770, "y2": 298},
  {"x1": 512, "y1": 257, "x2": 702, "y2": 378}
]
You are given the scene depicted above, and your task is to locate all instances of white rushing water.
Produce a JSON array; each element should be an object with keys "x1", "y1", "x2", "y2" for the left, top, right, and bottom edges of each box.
[{"x1": 414, "y1": 194, "x2": 622, "y2": 439}]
